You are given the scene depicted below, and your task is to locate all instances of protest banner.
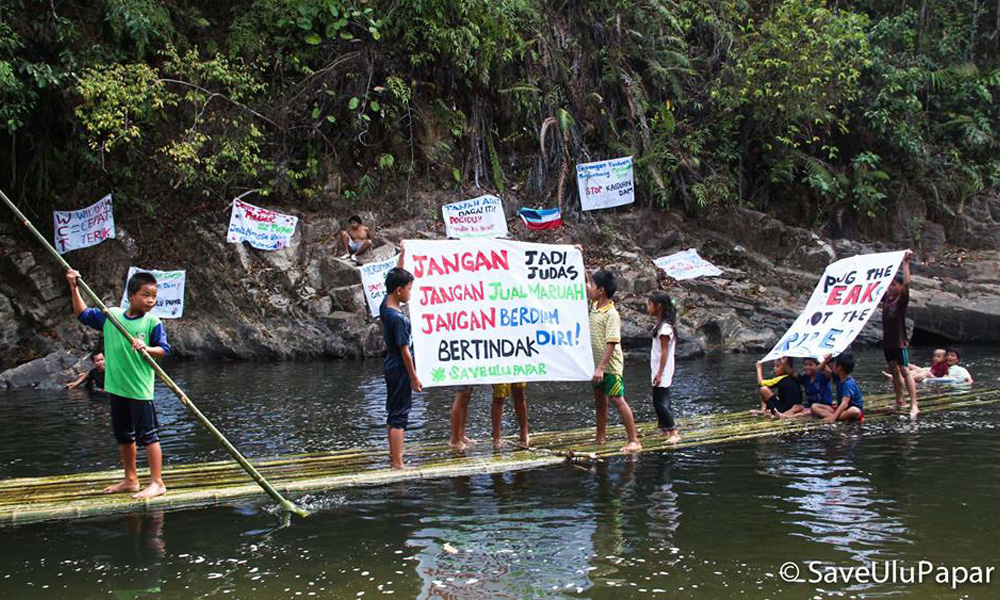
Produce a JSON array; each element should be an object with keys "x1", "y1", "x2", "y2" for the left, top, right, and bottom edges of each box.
[
  {"x1": 576, "y1": 156, "x2": 635, "y2": 211},
  {"x1": 227, "y1": 200, "x2": 298, "y2": 250},
  {"x1": 120, "y1": 267, "x2": 186, "y2": 319},
  {"x1": 404, "y1": 239, "x2": 594, "y2": 387},
  {"x1": 654, "y1": 248, "x2": 723, "y2": 281},
  {"x1": 442, "y1": 195, "x2": 508, "y2": 239},
  {"x1": 762, "y1": 251, "x2": 907, "y2": 361},
  {"x1": 53, "y1": 194, "x2": 115, "y2": 254},
  {"x1": 360, "y1": 253, "x2": 401, "y2": 317}
]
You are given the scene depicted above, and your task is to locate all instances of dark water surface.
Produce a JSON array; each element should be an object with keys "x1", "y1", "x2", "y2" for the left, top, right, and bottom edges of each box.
[{"x1": 1, "y1": 347, "x2": 998, "y2": 599}]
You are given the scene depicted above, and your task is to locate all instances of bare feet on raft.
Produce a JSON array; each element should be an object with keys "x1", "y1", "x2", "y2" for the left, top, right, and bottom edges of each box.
[
  {"x1": 103, "y1": 479, "x2": 140, "y2": 494},
  {"x1": 132, "y1": 481, "x2": 166, "y2": 500},
  {"x1": 391, "y1": 463, "x2": 415, "y2": 471},
  {"x1": 448, "y1": 439, "x2": 468, "y2": 451},
  {"x1": 910, "y1": 405, "x2": 920, "y2": 419},
  {"x1": 461, "y1": 436, "x2": 477, "y2": 446},
  {"x1": 518, "y1": 435, "x2": 531, "y2": 449},
  {"x1": 620, "y1": 441, "x2": 642, "y2": 454},
  {"x1": 666, "y1": 434, "x2": 682, "y2": 445}
]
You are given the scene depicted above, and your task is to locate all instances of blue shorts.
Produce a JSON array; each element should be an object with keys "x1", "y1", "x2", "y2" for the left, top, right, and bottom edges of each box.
[
  {"x1": 384, "y1": 368, "x2": 412, "y2": 430},
  {"x1": 884, "y1": 348, "x2": 909, "y2": 366}
]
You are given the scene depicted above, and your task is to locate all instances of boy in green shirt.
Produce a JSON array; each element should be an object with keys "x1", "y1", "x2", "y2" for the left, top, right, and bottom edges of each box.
[
  {"x1": 67, "y1": 269, "x2": 171, "y2": 499},
  {"x1": 587, "y1": 268, "x2": 642, "y2": 453}
]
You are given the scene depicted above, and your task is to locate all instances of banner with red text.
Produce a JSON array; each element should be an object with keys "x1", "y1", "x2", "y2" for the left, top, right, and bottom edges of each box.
[
  {"x1": 404, "y1": 239, "x2": 594, "y2": 387},
  {"x1": 576, "y1": 156, "x2": 634, "y2": 211},
  {"x1": 120, "y1": 267, "x2": 186, "y2": 319},
  {"x1": 360, "y1": 253, "x2": 400, "y2": 317},
  {"x1": 442, "y1": 195, "x2": 508, "y2": 239},
  {"x1": 762, "y1": 251, "x2": 906, "y2": 361},
  {"x1": 227, "y1": 200, "x2": 298, "y2": 250},
  {"x1": 53, "y1": 194, "x2": 115, "y2": 254}
]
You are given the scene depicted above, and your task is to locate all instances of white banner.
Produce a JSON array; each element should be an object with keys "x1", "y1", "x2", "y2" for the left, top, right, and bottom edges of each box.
[
  {"x1": 120, "y1": 267, "x2": 186, "y2": 319},
  {"x1": 53, "y1": 194, "x2": 115, "y2": 254},
  {"x1": 762, "y1": 251, "x2": 906, "y2": 361},
  {"x1": 404, "y1": 239, "x2": 594, "y2": 387},
  {"x1": 360, "y1": 254, "x2": 401, "y2": 317},
  {"x1": 654, "y1": 249, "x2": 723, "y2": 281},
  {"x1": 577, "y1": 156, "x2": 635, "y2": 211},
  {"x1": 442, "y1": 195, "x2": 508, "y2": 239},
  {"x1": 227, "y1": 200, "x2": 298, "y2": 250}
]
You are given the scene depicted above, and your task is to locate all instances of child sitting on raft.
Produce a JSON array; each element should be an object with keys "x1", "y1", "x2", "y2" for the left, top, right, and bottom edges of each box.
[
  {"x1": 753, "y1": 357, "x2": 803, "y2": 418},
  {"x1": 770, "y1": 356, "x2": 834, "y2": 419},
  {"x1": 811, "y1": 353, "x2": 864, "y2": 423}
]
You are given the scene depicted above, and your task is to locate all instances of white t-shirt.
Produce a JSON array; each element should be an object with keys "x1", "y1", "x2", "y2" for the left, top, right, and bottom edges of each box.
[
  {"x1": 650, "y1": 323, "x2": 676, "y2": 388},
  {"x1": 948, "y1": 365, "x2": 973, "y2": 383}
]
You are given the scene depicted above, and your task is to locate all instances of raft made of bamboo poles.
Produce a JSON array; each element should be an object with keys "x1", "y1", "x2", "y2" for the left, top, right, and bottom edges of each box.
[{"x1": 1, "y1": 387, "x2": 996, "y2": 526}]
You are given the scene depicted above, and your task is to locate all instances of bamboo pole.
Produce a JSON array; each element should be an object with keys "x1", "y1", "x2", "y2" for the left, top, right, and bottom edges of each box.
[{"x1": 0, "y1": 187, "x2": 307, "y2": 517}]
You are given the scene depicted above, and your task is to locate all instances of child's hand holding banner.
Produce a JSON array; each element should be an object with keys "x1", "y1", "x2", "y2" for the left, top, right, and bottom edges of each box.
[{"x1": 404, "y1": 239, "x2": 594, "y2": 387}]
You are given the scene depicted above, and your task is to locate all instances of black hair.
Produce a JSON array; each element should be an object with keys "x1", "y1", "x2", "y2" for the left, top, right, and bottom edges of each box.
[
  {"x1": 349, "y1": 215, "x2": 363, "y2": 225},
  {"x1": 893, "y1": 273, "x2": 905, "y2": 284},
  {"x1": 781, "y1": 356, "x2": 795, "y2": 369},
  {"x1": 592, "y1": 269, "x2": 617, "y2": 299},
  {"x1": 127, "y1": 272, "x2": 157, "y2": 297},
  {"x1": 802, "y1": 357, "x2": 819, "y2": 365},
  {"x1": 384, "y1": 268, "x2": 414, "y2": 295},
  {"x1": 834, "y1": 353, "x2": 856, "y2": 375},
  {"x1": 648, "y1": 291, "x2": 676, "y2": 338},
  {"x1": 946, "y1": 347, "x2": 961, "y2": 359}
]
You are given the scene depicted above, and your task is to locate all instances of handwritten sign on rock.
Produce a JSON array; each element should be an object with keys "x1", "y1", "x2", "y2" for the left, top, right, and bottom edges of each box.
[
  {"x1": 576, "y1": 156, "x2": 634, "y2": 211},
  {"x1": 53, "y1": 194, "x2": 115, "y2": 254},
  {"x1": 762, "y1": 250, "x2": 906, "y2": 362},
  {"x1": 120, "y1": 267, "x2": 186, "y2": 319},
  {"x1": 360, "y1": 253, "x2": 401, "y2": 318},
  {"x1": 654, "y1": 249, "x2": 723, "y2": 281},
  {"x1": 404, "y1": 239, "x2": 594, "y2": 387},
  {"x1": 441, "y1": 195, "x2": 508, "y2": 239},
  {"x1": 227, "y1": 200, "x2": 298, "y2": 250}
]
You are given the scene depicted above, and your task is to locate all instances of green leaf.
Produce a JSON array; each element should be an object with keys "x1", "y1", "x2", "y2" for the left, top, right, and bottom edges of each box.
[
  {"x1": 452, "y1": 168, "x2": 461, "y2": 183},
  {"x1": 312, "y1": 106, "x2": 321, "y2": 119},
  {"x1": 361, "y1": 113, "x2": 371, "y2": 121},
  {"x1": 348, "y1": 97, "x2": 359, "y2": 110},
  {"x1": 369, "y1": 100, "x2": 380, "y2": 112},
  {"x1": 326, "y1": 115, "x2": 337, "y2": 123},
  {"x1": 296, "y1": 17, "x2": 313, "y2": 30},
  {"x1": 369, "y1": 26, "x2": 381, "y2": 41},
  {"x1": 339, "y1": 31, "x2": 354, "y2": 40},
  {"x1": 304, "y1": 33, "x2": 322, "y2": 45}
]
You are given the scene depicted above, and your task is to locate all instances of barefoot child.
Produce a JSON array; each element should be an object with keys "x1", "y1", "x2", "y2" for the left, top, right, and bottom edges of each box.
[
  {"x1": 448, "y1": 386, "x2": 478, "y2": 451},
  {"x1": 754, "y1": 357, "x2": 802, "y2": 418},
  {"x1": 491, "y1": 383, "x2": 530, "y2": 448},
  {"x1": 66, "y1": 350, "x2": 106, "y2": 392},
  {"x1": 881, "y1": 249, "x2": 918, "y2": 417},
  {"x1": 587, "y1": 269, "x2": 641, "y2": 453},
  {"x1": 647, "y1": 291, "x2": 680, "y2": 442},
  {"x1": 812, "y1": 353, "x2": 864, "y2": 423},
  {"x1": 381, "y1": 266, "x2": 422, "y2": 469},
  {"x1": 67, "y1": 270, "x2": 170, "y2": 499},
  {"x1": 793, "y1": 357, "x2": 832, "y2": 417}
]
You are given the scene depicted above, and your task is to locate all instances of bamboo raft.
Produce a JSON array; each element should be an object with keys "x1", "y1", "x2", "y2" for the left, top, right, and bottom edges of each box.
[{"x1": 1, "y1": 388, "x2": 996, "y2": 526}]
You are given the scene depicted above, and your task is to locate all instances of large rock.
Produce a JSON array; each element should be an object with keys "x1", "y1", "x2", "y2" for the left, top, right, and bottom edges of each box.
[
  {"x1": 0, "y1": 350, "x2": 78, "y2": 390},
  {"x1": 945, "y1": 195, "x2": 1000, "y2": 250},
  {"x1": 909, "y1": 285, "x2": 1000, "y2": 343}
]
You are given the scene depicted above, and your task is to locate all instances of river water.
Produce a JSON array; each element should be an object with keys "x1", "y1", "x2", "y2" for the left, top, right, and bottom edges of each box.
[{"x1": 0, "y1": 347, "x2": 997, "y2": 599}]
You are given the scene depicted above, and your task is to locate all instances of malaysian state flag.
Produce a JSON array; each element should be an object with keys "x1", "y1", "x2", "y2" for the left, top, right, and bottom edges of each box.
[{"x1": 517, "y1": 207, "x2": 563, "y2": 231}]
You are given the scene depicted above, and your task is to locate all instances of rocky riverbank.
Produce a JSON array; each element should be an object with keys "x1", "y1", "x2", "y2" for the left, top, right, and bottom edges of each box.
[{"x1": 2, "y1": 191, "x2": 999, "y2": 389}]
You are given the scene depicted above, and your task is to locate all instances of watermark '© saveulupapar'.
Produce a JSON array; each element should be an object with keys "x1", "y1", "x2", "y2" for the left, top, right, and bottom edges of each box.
[{"x1": 779, "y1": 560, "x2": 995, "y2": 590}]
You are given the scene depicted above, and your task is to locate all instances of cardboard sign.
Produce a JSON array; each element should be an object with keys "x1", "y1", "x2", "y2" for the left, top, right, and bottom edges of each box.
[
  {"x1": 360, "y1": 254, "x2": 401, "y2": 318},
  {"x1": 442, "y1": 195, "x2": 508, "y2": 239},
  {"x1": 227, "y1": 200, "x2": 298, "y2": 250},
  {"x1": 404, "y1": 239, "x2": 594, "y2": 387},
  {"x1": 654, "y1": 249, "x2": 723, "y2": 281},
  {"x1": 120, "y1": 267, "x2": 186, "y2": 319},
  {"x1": 576, "y1": 156, "x2": 635, "y2": 211},
  {"x1": 762, "y1": 251, "x2": 907, "y2": 361},
  {"x1": 53, "y1": 194, "x2": 115, "y2": 254}
]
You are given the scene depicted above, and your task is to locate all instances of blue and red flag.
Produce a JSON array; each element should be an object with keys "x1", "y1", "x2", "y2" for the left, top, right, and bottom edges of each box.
[{"x1": 517, "y1": 207, "x2": 563, "y2": 231}]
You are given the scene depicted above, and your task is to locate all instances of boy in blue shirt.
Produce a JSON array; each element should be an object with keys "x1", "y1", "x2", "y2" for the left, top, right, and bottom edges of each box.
[
  {"x1": 67, "y1": 269, "x2": 171, "y2": 499},
  {"x1": 380, "y1": 260, "x2": 422, "y2": 469},
  {"x1": 812, "y1": 353, "x2": 863, "y2": 423}
]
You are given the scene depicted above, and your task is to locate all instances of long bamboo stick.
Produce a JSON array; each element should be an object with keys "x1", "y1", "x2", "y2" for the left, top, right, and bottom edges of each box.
[{"x1": 0, "y1": 187, "x2": 307, "y2": 517}]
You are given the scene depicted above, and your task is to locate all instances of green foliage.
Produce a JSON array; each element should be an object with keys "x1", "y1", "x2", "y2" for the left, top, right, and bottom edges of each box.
[{"x1": 1, "y1": 0, "x2": 999, "y2": 231}]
